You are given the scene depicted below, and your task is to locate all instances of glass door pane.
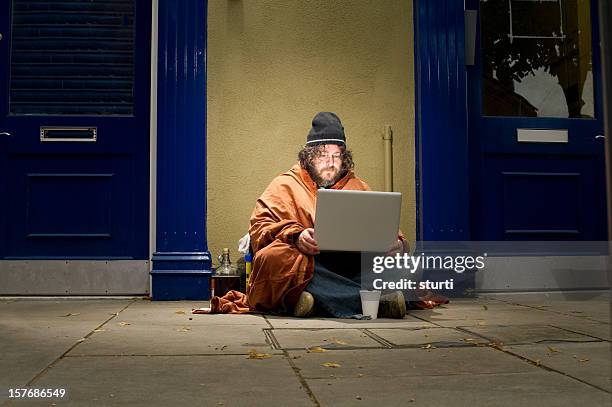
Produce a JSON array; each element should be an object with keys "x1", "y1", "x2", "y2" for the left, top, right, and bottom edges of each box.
[{"x1": 480, "y1": 0, "x2": 594, "y2": 118}]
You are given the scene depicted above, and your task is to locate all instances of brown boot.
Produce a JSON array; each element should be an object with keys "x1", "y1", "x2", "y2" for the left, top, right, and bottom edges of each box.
[{"x1": 378, "y1": 291, "x2": 406, "y2": 319}]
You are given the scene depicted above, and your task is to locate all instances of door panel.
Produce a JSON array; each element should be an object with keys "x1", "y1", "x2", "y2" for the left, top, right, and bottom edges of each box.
[
  {"x1": 5, "y1": 154, "x2": 137, "y2": 258},
  {"x1": 480, "y1": 154, "x2": 604, "y2": 240},
  {"x1": 0, "y1": 0, "x2": 150, "y2": 260},
  {"x1": 468, "y1": 0, "x2": 607, "y2": 241}
]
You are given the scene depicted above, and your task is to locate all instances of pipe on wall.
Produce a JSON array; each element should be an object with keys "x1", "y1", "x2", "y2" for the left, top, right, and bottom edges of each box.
[{"x1": 383, "y1": 125, "x2": 394, "y2": 192}]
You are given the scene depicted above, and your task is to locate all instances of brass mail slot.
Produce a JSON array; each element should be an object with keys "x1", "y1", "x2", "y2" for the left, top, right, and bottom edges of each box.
[{"x1": 40, "y1": 127, "x2": 97, "y2": 142}]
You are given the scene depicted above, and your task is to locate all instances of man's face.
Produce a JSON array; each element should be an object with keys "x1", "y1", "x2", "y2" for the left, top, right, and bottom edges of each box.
[{"x1": 312, "y1": 144, "x2": 342, "y2": 187}]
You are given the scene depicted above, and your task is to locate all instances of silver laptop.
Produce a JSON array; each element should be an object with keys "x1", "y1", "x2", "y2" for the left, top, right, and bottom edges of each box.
[{"x1": 314, "y1": 189, "x2": 402, "y2": 252}]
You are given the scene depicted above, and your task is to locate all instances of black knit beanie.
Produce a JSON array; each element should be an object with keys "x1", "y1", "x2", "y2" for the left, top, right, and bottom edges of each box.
[{"x1": 306, "y1": 112, "x2": 346, "y2": 146}]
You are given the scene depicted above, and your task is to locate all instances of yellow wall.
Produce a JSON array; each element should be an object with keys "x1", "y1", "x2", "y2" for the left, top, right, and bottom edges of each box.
[{"x1": 207, "y1": 0, "x2": 415, "y2": 260}]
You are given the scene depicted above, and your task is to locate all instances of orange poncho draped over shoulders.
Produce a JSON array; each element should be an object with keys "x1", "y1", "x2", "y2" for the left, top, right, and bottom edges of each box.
[{"x1": 207, "y1": 164, "x2": 372, "y2": 314}]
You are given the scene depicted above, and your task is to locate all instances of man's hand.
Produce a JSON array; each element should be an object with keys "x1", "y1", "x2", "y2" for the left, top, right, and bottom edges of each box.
[
  {"x1": 386, "y1": 239, "x2": 404, "y2": 256},
  {"x1": 296, "y1": 228, "x2": 320, "y2": 255}
]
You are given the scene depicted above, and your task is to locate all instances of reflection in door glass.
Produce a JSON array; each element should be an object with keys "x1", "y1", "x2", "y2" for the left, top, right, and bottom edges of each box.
[{"x1": 481, "y1": 0, "x2": 593, "y2": 118}]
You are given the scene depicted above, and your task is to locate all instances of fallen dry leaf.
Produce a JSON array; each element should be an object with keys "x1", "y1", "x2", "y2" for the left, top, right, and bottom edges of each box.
[
  {"x1": 547, "y1": 346, "x2": 560, "y2": 353},
  {"x1": 247, "y1": 349, "x2": 271, "y2": 360},
  {"x1": 322, "y1": 362, "x2": 342, "y2": 368},
  {"x1": 332, "y1": 338, "x2": 348, "y2": 345},
  {"x1": 422, "y1": 344, "x2": 433, "y2": 349},
  {"x1": 535, "y1": 359, "x2": 541, "y2": 366},
  {"x1": 463, "y1": 338, "x2": 477, "y2": 342},
  {"x1": 60, "y1": 313, "x2": 80, "y2": 317},
  {"x1": 477, "y1": 321, "x2": 487, "y2": 326},
  {"x1": 307, "y1": 346, "x2": 327, "y2": 353},
  {"x1": 118, "y1": 321, "x2": 130, "y2": 327},
  {"x1": 482, "y1": 305, "x2": 488, "y2": 311},
  {"x1": 176, "y1": 326, "x2": 191, "y2": 332},
  {"x1": 93, "y1": 329, "x2": 106, "y2": 333},
  {"x1": 578, "y1": 358, "x2": 590, "y2": 363},
  {"x1": 175, "y1": 310, "x2": 186, "y2": 315}
]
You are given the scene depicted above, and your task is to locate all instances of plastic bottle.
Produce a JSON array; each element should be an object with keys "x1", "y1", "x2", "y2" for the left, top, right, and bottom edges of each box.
[{"x1": 244, "y1": 252, "x2": 253, "y2": 289}]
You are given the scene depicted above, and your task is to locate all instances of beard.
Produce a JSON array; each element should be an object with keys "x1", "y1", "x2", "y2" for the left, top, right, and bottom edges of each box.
[{"x1": 308, "y1": 164, "x2": 344, "y2": 188}]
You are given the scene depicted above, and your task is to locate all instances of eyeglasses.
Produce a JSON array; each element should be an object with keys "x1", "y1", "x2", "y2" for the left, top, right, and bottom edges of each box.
[{"x1": 315, "y1": 152, "x2": 342, "y2": 161}]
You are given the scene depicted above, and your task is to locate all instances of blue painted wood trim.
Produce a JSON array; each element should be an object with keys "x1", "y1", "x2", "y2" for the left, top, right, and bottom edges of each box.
[
  {"x1": 414, "y1": 0, "x2": 470, "y2": 241},
  {"x1": 151, "y1": 0, "x2": 211, "y2": 300}
]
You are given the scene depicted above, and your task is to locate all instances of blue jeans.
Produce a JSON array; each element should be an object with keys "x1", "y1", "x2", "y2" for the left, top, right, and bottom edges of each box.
[{"x1": 305, "y1": 252, "x2": 364, "y2": 318}]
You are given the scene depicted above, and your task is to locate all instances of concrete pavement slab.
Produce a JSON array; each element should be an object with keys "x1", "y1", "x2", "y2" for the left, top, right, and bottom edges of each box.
[
  {"x1": 411, "y1": 307, "x2": 591, "y2": 327},
  {"x1": 288, "y1": 347, "x2": 536, "y2": 379},
  {"x1": 368, "y1": 327, "x2": 488, "y2": 347},
  {"x1": 1, "y1": 324, "x2": 79, "y2": 393},
  {"x1": 459, "y1": 324, "x2": 599, "y2": 345},
  {"x1": 0, "y1": 299, "x2": 133, "y2": 325},
  {"x1": 491, "y1": 294, "x2": 610, "y2": 323},
  {"x1": 3, "y1": 298, "x2": 609, "y2": 406},
  {"x1": 14, "y1": 355, "x2": 312, "y2": 407},
  {"x1": 122, "y1": 300, "x2": 269, "y2": 327},
  {"x1": 306, "y1": 371, "x2": 612, "y2": 407},
  {"x1": 67, "y1": 323, "x2": 277, "y2": 356},
  {"x1": 270, "y1": 329, "x2": 383, "y2": 350},
  {"x1": 505, "y1": 342, "x2": 611, "y2": 392},
  {"x1": 265, "y1": 315, "x2": 435, "y2": 329},
  {"x1": 0, "y1": 300, "x2": 131, "y2": 391}
]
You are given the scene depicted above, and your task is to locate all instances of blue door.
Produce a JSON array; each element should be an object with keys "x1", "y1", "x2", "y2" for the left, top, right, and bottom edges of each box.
[
  {"x1": 0, "y1": 0, "x2": 151, "y2": 260},
  {"x1": 468, "y1": 0, "x2": 607, "y2": 241}
]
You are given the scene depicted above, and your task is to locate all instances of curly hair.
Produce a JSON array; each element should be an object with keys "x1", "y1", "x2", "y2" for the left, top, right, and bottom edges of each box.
[{"x1": 298, "y1": 144, "x2": 354, "y2": 187}]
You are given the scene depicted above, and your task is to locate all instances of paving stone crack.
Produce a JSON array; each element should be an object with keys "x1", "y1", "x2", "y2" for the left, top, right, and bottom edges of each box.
[
  {"x1": 282, "y1": 349, "x2": 321, "y2": 407},
  {"x1": 361, "y1": 328, "x2": 394, "y2": 348},
  {"x1": 551, "y1": 325, "x2": 611, "y2": 342},
  {"x1": 23, "y1": 300, "x2": 135, "y2": 386},
  {"x1": 485, "y1": 341, "x2": 612, "y2": 394}
]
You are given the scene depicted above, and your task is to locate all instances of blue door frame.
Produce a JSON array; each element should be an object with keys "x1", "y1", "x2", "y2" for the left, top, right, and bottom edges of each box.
[
  {"x1": 150, "y1": 0, "x2": 212, "y2": 300},
  {"x1": 414, "y1": 0, "x2": 470, "y2": 241}
]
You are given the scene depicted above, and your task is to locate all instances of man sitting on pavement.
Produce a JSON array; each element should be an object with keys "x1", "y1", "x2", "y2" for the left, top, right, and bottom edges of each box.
[{"x1": 207, "y1": 112, "x2": 446, "y2": 317}]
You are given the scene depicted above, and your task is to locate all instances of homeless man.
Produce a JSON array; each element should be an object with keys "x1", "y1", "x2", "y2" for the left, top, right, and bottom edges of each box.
[{"x1": 207, "y1": 112, "x2": 447, "y2": 317}]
